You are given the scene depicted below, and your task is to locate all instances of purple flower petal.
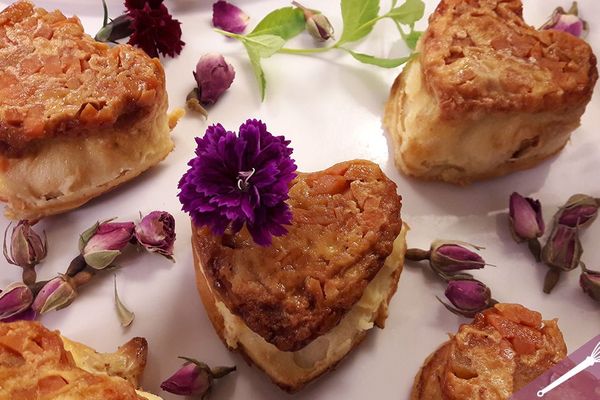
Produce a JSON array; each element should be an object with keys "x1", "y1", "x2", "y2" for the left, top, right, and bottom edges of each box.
[{"x1": 212, "y1": 0, "x2": 249, "y2": 34}]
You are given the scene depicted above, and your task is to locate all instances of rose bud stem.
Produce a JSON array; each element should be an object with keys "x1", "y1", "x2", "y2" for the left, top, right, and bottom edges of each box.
[
  {"x1": 543, "y1": 268, "x2": 562, "y2": 294},
  {"x1": 71, "y1": 267, "x2": 98, "y2": 288},
  {"x1": 405, "y1": 248, "x2": 431, "y2": 261},
  {"x1": 22, "y1": 266, "x2": 37, "y2": 287},
  {"x1": 65, "y1": 254, "x2": 88, "y2": 278}
]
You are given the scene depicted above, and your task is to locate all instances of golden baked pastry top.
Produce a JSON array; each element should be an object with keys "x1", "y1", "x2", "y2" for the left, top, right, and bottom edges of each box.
[
  {"x1": 412, "y1": 303, "x2": 567, "y2": 400},
  {"x1": 0, "y1": 1, "x2": 165, "y2": 155},
  {"x1": 194, "y1": 160, "x2": 402, "y2": 352},
  {"x1": 0, "y1": 321, "x2": 145, "y2": 399},
  {"x1": 421, "y1": 0, "x2": 597, "y2": 117}
]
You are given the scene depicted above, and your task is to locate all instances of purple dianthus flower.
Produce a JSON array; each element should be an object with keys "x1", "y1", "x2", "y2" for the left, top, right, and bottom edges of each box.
[{"x1": 178, "y1": 119, "x2": 297, "y2": 246}]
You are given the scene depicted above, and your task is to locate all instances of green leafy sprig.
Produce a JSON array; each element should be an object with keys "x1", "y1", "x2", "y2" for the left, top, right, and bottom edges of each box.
[{"x1": 216, "y1": 0, "x2": 425, "y2": 99}]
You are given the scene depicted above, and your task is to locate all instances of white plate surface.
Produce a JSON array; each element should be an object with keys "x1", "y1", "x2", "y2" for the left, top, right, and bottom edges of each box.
[{"x1": 0, "y1": 0, "x2": 599, "y2": 399}]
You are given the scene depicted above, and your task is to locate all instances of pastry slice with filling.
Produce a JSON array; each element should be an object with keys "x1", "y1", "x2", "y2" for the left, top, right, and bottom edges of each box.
[
  {"x1": 192, "y1": 160, "x2": 406, "y2": 392},
  {"x1": 0, "y1": 1, "x2": 177, "y2": 220},
  {"x1": 384, "y1": 0, "x2": 597, "y2": 184}
]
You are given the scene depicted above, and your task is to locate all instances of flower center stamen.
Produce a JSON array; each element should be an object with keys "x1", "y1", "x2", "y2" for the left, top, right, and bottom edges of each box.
[{"x1": 237, "y1": 168, "x2": 256, "y2": 192}]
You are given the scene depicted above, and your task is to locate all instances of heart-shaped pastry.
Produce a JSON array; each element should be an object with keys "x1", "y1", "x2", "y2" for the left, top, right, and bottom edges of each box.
[
  {"x1": 192, "y1": 160, "x2": 406, "y2": 391},
  {"x1": 0, "y1": 1, "x2": 175, "y2": 219},
  {"x1": 384, "y1": 0, "x2": 597, "y2": 184}
]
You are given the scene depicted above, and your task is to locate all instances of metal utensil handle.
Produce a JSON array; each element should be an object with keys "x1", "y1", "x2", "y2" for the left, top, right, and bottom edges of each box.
[{"x1": 536, "y1": 356, "x2": 595, "y2": 397}]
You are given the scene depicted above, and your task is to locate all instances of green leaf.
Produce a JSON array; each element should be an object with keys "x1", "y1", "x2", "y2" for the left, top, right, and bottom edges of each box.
[
  {"x1": 242, "y1": 34, "x2": 286, "y2": 57},
  {"x1": 388, "y1": 0, "x2": 425, "y2": 25},
  {"x1": 404, "y1": 29, "x2": 422, "y2": 50},
  {"x1": 338, "y1": 0, "x2": 380, "y2": 45},
  {"x1": 250, "y1": 7, "x2": 305, "y2": 40},
  {"x1": 345, "y1": 49, "x2": 411, "y2": 68},
  {"x1": 243, "y1": 43, "x2": 267, "y2": 100}
]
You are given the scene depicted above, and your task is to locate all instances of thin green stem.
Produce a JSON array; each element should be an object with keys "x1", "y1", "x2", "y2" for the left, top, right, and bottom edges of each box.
[
  {"x1": 278, "y1": 46, "x2": 334, "y2": 55},
  {"x1": 214, "y1": 28, "x2": 243, "y2": 39}
]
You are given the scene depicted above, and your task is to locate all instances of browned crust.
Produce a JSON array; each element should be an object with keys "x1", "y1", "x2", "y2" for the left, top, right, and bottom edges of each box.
[
  {"x1": 0, "y1": 321, "x2": 145, "y2": 399},
  {"x1": 383, "y1": 62, "x2": 571, "y2": 186},
  {"x1": 194, "y1": 160, "x2": 402, "y2": 352},
  {"x1": 410, "y1": 304, "x2": 567, "y2": 400},
  {"x1": 0, "y1": 1, "x2": 165, "y2": 156},
  {"x1": 420, "y1": 0, "x2": 597, "y2": 118},
  {"x1": 192, "y1": 229, "x2": 402, "y2": 392}
]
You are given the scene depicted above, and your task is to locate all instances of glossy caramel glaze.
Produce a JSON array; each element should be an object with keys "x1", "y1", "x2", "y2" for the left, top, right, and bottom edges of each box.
[
  {"x1": 0, "y1": 321, "x2": 144, "y2": 399},
  {"x1": 194, "y1": 160, "x2": 402, "y2": 352},
  {"x1": 421, "y1": 0, "x2": 597, "y2": 118},
  {"x1": 0, "y1": 1, "x2": 165, "y2": 155},
  {"x1": 411, "y1": 303, "x2": 567, "y2": 400}
]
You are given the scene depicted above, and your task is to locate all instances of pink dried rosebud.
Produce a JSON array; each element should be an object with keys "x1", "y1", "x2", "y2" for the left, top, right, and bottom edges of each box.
[
  {"x1": 556, "y1": 194, "x2": 598, "y2": 228},
  {"x1": 31, "y1": 275, "x2": 77, "y2": 314},
  {"x1": 161, "y1": 357, "x2": 235, "y2": 397},
  {"x1": 430, "y1": 241, "x2": 485, "y2": 275},
  {"x1": 509, "y1": 192, "x2": 544, "y2": 242},
  {"x1": 540, "y1": 2, "x2": 588, "y2": 38},
  {"x1": 542, "y1": 225, "x2": 582, "y2": 272},
  {"x1": 212, "y1": 0, "x2": 249, "y2": 34},
  {"x1": 580, "y1": 266, "x2": 600, "y2": 302},
  {"x1": 440, "y1": 279, "x2": 493, "y2": 318},
  {"x1": 80, "y1": 220, "x2": 135, "y2": 270},
  {"x1": 135, "y1": 211, "x2": 176, "y2": 260},
  {"x1": 0, "y1": 282, "x2": 33, "y2": 320},
  {"x1": 293, "y1": 1, "x2": 334, "y2": 41},
  {"x1": 3, "y1": 220, "x2": 47, "y2": 269},
  {"x1": 193, "y1": 54, "x2": 236, "y2": 105}
]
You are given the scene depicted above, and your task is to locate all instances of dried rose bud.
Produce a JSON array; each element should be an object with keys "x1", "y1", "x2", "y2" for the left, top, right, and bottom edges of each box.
[
  {"x1": 135, "y1": 211, "x2": 176, "y2": 260},
  {"x1": 509, "y1": 192, "x2": 544, "y2": 241},
  {"x1": 95, "y1": 14, "x2": 133, "y2": 42},
  {"x1": 212, "y1": 0, "x2": 249, "y2": 34},
  {"x1": 31, "y1": 275, "x2": 77, "y2": 314},
  {"x1": 3, "y1": 221, "x2": 47, "y2": 270},
  {"x1": 540, "y1": 2, "x2": 588, "y2": 38},
  {"x1": 80, "y1": 220, "x2": 135, "y2": 270},
  {"x1": 440, "y1": 279, "x2": 493, "y2": 318},
  {"x1": 430, "y1": 241, "x2": 485, "y2": 276},
  {"x1": 0, "y1": 282, "x2": 33, "y2": 320},
  {"x1": 193, "y1": 53, "x2": 236, "y2": 105},
  {"x1": 556, "y1": 194, "x2": 598, "y2": 228},
  {"x1": 161, "y1": 357, "x2": 235, "y2": 397},
  {"x1": 580, "y1": 265, "x2": 600, "y2": 302},
  {"x1": 542, "y1": 225, "x2": 582, "y2": 272},
  {"x1": 293, "y1": 1, "x2": 334, "y2": 41}
]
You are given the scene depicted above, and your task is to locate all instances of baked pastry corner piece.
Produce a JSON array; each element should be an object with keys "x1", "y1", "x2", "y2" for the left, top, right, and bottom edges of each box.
[
  {"x1": 0, "y1": 1, "x2": 176, "y2": 220},
  {"x1": 384, "y1": 0, "x2": 598, "y2": 185},
  {"x1": 192, "y1": 160, "x2": 406, "y2": 392},
  {"x1": 411, "y1": 303, "x2": 567, "y2": 400},
  {"x1": 0, "y1": 320, "x2": 162, "y2": 399}
]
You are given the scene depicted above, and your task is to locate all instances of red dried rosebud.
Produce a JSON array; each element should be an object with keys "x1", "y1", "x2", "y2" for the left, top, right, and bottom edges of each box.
[
  {"x1": 540, "y1": 2, "x2": 588, "y2": 38},
  {"x1": 0, "y1": 282, "x2": 33, "y2": 320},
  {"x1": 580, "y1": 266, "x2": 600, "y2": 302},
  {"x1": 509, "y1": 192, "x2": 544, "y2": 242},
  {"x1": 542, "y1": 225, "x2": 582, "y2": 272},
  {"x1": 161, "y1": 357, "x2": 235, "y2": 397},
  {"x1": 556, "y1": 194, "x2": 598, "y2": 228},
  {"x1": 80, "y1": 220, "x2": 135, "y2": 270},
  {"x1": 212, "y1": 0, "x2": 249, "y2": 34},
  {"x1": 430, "y1": 241, "x2": 485, "y2": 275},
  {"x1": 193, "y1": 54, "x2": 236, "y2": 105},
  {"x1": 441, "y1": 279, "x2": 493, "y2": 318},
  {"x1": 135, "y1": 211, "x2": 176, "y2": 260},
  {"x1": 3, "y1": 220, "x2": 47, "y2": 269},
  {"x1": 31, "y1": 276, "x2": 77, "y2": 314}
]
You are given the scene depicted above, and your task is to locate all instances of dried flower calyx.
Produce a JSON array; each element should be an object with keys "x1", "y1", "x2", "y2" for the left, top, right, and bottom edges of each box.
[
  {"x1": 439, "y1": 279, "x2": 496, "y2": 318},
  {"x1": 508, "y1": 192, "x2": 544, "y2": 261},
  {"x1": 212, "y1": 0, "x2": 249, "y2": 34},
  {"x1": 95, "y1": 0, "x2": 184, "y2": 58},
  {"x1": 3, "y1": 220, "x2": 47, "y2": 285},
  {"x1": 178, "y1": 120, "x2": 297, "y2": 246},
  {"x1": 540, "y1": 1, "x2": 589, "y2": 38},
  {"x1": 292, "y1": 1, "x2": 334, "y2": 41},
  {"x1": 161, "y1": 356, "x2": 235, "y2": 398}
]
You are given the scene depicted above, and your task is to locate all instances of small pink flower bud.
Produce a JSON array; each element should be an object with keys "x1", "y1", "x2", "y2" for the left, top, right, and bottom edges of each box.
[
  {"x1": 3, "y1": 220, "x2": 47, "y2": 269},
  {"x1": 80, "y1": 221, "x2": 135, "y2": 270},
  {"x1": 32, "y1": 276, "x2": 77, "y2": 314},
  {"x1": 441, "y1": 279, "x2": 493, "y2": 318},
  {"x1": 161, "y1": 357, "x2": 235, "y2": 397},
  {"x1": 509, "y1": 192, "x2": 544, "y2": 242},
  {"x1": 193, "y1": 53, "x2": 236, "y2": 105},
  {"x1": 135, "y1": 211, "x2": 176, "y2": 260},
  {"x1": 0, "y1": 282, "x2": 33, "y2": 320},
  {"x1": 541, "y1": 2, "x2": 588, "y2": 38}
]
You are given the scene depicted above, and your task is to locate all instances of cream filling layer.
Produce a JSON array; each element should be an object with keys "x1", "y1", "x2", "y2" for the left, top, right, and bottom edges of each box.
[{"x1": 216, "y1": 224, "x2": 407, "y2": 382}]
